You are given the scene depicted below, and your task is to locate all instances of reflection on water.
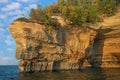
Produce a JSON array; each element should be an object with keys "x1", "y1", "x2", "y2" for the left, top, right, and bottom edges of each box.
[{"x1": 14, "y1": 68, "x2": 120, "y2": 80}]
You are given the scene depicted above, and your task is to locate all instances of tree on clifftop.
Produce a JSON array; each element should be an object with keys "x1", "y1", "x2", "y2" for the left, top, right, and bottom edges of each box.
[
  {"x1": 28, "y1": 0, "x2": 118, "y2": 27},
  {"x1": 99, "y1": 0, "x2": 117, "y2": 16},
  {"x1": 29, "y1": 8, "x2": 36, "y2": 20}
]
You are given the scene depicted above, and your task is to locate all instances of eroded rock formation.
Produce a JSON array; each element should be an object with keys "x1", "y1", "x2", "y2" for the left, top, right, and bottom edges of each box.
[
  {"x1": 9, "y1": 11, "x2": 120, "y2": 72},
  {"x1": 9, "y1": 21, "x2": 97, "y2": 72},
  {"x1": 88, "y1": 12, "x2": 120, "y2": 68}
]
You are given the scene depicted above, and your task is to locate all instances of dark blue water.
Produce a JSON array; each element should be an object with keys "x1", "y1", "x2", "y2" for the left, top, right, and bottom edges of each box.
[
  {"x1": 0, "y1": 66, "x2": 120, "y2": 80},
  {"x1": 0, "y1": 66, "x2": 18, "y2": 80}
]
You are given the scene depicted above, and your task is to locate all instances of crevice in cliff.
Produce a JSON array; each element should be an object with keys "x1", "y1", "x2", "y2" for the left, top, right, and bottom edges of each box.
[
  {"x1": 88, "y1": 36, "x2": 104, "y2": 67},
  {"x1": 9, "y1": 21, "x2": 99, "y2": 72}
]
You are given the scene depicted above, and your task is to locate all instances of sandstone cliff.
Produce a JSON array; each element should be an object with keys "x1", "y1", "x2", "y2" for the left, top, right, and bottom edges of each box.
[
  {"x1": 9, "y1": 21, "x2": 97, "y2": 72},
  {"x1": 9, "y1": 12, "x2": 120, "y2": 72},
  {"x1": 88, "y1": 12, "x2": 120, "y2": 68}
]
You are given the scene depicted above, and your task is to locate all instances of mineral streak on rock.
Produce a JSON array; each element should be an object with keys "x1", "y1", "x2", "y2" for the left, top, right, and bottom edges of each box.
[
  {"x1": 88, "y1": 11, "x2": 120, "y2": 68},
  {"x1": 88, "y1": 29, "x2": 120, "y2": 68},
  {"x1": 9, "y1": 12, "x2": 120, "y2": 72},
  {"x1": 9, "y1": 21, "x2": 97, "y2": 72}
]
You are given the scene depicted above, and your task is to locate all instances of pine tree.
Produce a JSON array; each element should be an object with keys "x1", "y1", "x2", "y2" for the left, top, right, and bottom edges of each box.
[
  {"x1": 29, "y1": 8, "x2": 36, "y2": 20},
  {"x1": 99, "y1": 0, "x2": 117, "y2": 16}
]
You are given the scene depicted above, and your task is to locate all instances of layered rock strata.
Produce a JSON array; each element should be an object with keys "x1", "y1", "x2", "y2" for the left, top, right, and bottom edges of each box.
[
  {"x1": 9, "y1": 21, "x2": 97, "y2": 72},
  {"x1": 88, "y1": 35, "x2": 120, "y2": 68},
  {"x1": 88, "y1": 12, "x2": 120, "y2": 68},
  {"x1": 9, "y1": 12, "x2": 120, "y2": 72}
]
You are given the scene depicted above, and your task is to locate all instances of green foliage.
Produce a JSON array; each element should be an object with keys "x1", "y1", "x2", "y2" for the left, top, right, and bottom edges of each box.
[
  {"x1": 45, "y1": 4, "x2": 60, "y2": 15},
  {"x1": 29, "y1": 5, "x2": 47, "y2": 24},
  {"x1": 29, "y1": 5, "x2": 48, "y2": 22},
  {"x1": 15, "y1": 17, "x2": 29, "y2": 22},
  {"x1": 61, "y1": 0, "x2": 98, "y2": 24},
  {"x1": 28, "y1": 0, "x2": 118, "y2": 28},
  {"x1": 46, "y1": 20, "x2": 60, "y2": 31},
  {"x1": 58, "y1": 0, "x2": 65, "y2": 5},
  {"x1": 87, "y1": 5, "x2": 99, "y2": 23},
  {"x1": 29, "y1": 8, "x2": 37, "y2": 20},
  {"x1": 99, "y1": 0, "x2": 117, "y2": 16},
  {"x1": 29, "y1": 4, "x2": 60, "y2": 30},
  {"x1": 67, "y1": 6, "x2": 88, "y2": 24}
]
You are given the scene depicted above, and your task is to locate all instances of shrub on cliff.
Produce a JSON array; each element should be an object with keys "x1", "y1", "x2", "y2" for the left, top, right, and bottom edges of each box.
[
  {"x1": 87, "y1": 4, "x2": 99, "y2": 23},
  {"x1": 28, "y1": 0, "x2": 118, "y2": 27},
  {"x1": 15, "y1": 17, "x2": 30, "y2": 22},
  {"x1": 58, "y1": 0, "x2": 99, "y2": 24},
  {"x1": 45, "y1": 0, "x2": 117, "y2": 25},
  {"x1": 29, "y1": 4, "x2": 61, "y2": 30},
  {"x1": 29, "y1": 5, "x2": 49, "y2": 24},
  {"x1": 98, "y1": 0, "x2": 117, "y2": 16}
]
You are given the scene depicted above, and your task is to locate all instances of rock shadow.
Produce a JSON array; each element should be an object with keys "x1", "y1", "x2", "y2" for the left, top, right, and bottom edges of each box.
[{"x1": 88, "y1": 27, "x2": 117, "y2": 67}]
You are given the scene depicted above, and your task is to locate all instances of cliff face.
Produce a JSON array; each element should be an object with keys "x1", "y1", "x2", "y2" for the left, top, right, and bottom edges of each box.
[
  {"x1": 9, "y1": 21, "x2": 97, "y2": 72},
  {"x1": 9, "y1": 12, "x2": 120, "y2": 72},
  {"x1": 88, "y1": 12, "x2": 120, "y2": 68}
]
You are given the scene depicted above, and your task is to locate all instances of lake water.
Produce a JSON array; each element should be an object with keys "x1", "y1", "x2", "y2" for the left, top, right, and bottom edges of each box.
[{"x1": 0, "y1": 65, "x2": 120, "y2": 80}]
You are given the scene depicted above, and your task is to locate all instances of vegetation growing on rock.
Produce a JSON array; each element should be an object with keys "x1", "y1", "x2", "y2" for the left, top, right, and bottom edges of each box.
[
  {"x1": 10, "y1": 0, "x2": 120, "y2": 72},
  {"x1": 15, "y1": 0, "x2": 118, "y2": 28},
  {"x1": 15, "y1": 17, "x2": 30, "y2": 22}
]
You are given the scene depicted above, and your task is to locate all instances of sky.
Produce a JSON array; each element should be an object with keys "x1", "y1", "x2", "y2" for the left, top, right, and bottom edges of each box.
[{"x1": 0, "y1": 0, "x2": 57, "y2": 65}]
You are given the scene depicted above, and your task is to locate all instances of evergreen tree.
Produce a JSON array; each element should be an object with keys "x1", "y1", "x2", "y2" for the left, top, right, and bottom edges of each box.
[
  {"x1": 99, "y1": 0, "x2": 117, "y2": 16},
  {"x1": 29, "y1": 8, "x2": 36, "y2": 20},
  {"x1": 27, "y1": 0, "x2": 118, "y2": 27},
  {"x1": 88, "y1": 4, "x2": 99, "y2": 23}
]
